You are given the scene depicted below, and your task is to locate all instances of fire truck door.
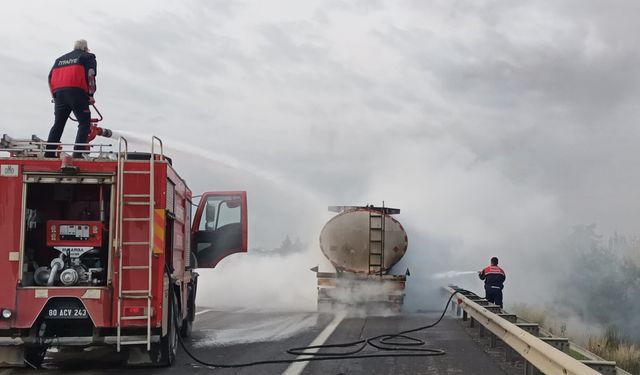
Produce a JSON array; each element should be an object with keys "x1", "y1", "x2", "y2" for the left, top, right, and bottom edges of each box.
[{"x1": 191, "y1": 191, "x2": 247, "y2": 268}]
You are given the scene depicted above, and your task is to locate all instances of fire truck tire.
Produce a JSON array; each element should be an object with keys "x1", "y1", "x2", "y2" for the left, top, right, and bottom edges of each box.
[
  {"x1": 152, "y1": 293, "x2": 178, "y2": 366},
  {"x1": 23, "y1": 346, "x2": 47, "y2": 369}
]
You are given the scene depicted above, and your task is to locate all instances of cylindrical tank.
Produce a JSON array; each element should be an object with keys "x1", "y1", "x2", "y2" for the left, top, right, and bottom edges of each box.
[{"x1": 319, "y1": 208, "x2": 408, "y2": 274}]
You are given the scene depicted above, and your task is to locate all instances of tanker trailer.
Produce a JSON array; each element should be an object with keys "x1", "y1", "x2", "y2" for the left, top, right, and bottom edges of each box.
[{"x1": 313, "y1": 205, "x2": 408, "y2": 312}]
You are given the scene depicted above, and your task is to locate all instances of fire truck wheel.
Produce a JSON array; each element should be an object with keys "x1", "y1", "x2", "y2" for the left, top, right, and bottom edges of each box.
[
  {"x1": 152, "y1": 293, "x2": 178, "y2": 366},
  {"x1": 23, "y1": 346, "x2": 47, "y2": 369}
]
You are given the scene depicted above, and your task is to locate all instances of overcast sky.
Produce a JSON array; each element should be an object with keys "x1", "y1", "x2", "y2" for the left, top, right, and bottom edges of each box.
[{"x1": 2, "y1": 1, "x2": 640, "y2": 302}]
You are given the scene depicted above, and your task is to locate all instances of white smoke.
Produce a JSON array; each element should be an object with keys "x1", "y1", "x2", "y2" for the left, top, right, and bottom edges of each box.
[
  {"x1": 431, "y1": 270, "x2": 478, "y2": 280},
  {"x1": 196, "y1": 250, "x2": 319, "y2": 312}
]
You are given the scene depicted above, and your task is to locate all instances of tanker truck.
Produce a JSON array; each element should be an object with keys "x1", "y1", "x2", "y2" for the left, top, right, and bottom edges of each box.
[{"x1": 313, "y1": 205, "x2": 408, "y2": 312}]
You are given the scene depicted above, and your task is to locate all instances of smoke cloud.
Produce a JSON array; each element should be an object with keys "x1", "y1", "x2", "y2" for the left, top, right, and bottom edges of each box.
[{"x1": 196, "y1": 250, "x2": 319, "y2": 312}]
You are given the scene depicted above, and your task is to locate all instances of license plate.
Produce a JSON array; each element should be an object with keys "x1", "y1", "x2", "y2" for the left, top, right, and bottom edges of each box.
[{"x1": 46, "y1": 308, "x2": 88, "y2": 319}]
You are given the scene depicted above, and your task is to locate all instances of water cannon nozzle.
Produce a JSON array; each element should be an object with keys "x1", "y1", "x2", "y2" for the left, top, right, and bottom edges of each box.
[{"x1": 97, "y1": 127, "x2": 112, "y2": 138}]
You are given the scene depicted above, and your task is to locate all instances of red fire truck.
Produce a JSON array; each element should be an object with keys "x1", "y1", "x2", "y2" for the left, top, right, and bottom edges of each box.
[{"x1": 0, "y1": 134, "x2": 248, "y2": 367}]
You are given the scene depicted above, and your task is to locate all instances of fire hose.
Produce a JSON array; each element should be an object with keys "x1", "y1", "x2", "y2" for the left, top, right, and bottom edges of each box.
[
  {"x1": 168, "y1": 270, "x2": 459, "y2": 368},
  {"x1": 69, "y1": 104, "x2": 113, "y2": 142}
]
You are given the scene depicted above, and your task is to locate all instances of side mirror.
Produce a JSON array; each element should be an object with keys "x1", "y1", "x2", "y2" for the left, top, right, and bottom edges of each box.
[
  {"x1": 206, "y1": 203, "x2": 216, "y2": 223},
  {"x1": 226, "y1": 199, "x2": 241, "y2": 209}
]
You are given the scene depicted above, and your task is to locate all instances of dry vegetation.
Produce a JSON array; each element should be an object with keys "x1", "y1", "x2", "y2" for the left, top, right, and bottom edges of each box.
[
  {"x1": 587, "y1": 328, "x2": 640, "y2": 375},
  {"x1": 510, "y1": 303, "x2": 640, "y2": 375}
]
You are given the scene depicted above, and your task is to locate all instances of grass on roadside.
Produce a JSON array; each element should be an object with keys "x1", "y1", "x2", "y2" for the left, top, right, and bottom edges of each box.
[
  {"x1": 587, "y1": 328, "x2": 640, "y2": 375},
  {"x1": 510, "y1": 304, "x2": 640, "y2": 374}
]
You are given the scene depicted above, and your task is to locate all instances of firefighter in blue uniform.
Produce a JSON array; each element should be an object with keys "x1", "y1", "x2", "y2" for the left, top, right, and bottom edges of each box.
[{"x1": 478, "y1": 257, "x2": 506, "y2": 308}]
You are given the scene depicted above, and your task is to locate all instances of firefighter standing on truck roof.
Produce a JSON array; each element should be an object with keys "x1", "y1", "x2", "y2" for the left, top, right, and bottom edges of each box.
[
  {"x1": 45, "y1": 39, "x2": 97, "y2": 158},
  {"x1": 478, "y1": 257, "x2": 506, "y2": 308}
]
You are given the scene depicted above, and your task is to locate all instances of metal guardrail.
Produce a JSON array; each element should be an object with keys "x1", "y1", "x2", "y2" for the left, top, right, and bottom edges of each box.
[{"x1": 445, "y1": 286, "x2": 620, "y2": 375}]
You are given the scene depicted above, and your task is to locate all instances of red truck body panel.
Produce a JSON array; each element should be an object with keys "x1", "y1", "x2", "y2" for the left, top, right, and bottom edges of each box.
[
  {"x1": 0, "y1": 157, "x2": 190, "y2": 330},
  {"x1": 0, "y1": 162, "x2": 24, "y2": 326}
]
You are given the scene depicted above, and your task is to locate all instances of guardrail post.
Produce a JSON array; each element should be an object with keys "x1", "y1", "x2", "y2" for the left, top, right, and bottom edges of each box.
[
  {"x1": 482, "y1": 305, "x2": 500, "y2": 348},
  {"x1": 492, "y1": 313, "x2": 516, "y2": 349},
  {"x1": 462, "y1": 310, "x2": 468, "y2": 321},
  {"x1": 499, "y1": 313, "x2": 517, "y2": 323},
  {"x1": 505, "y1": 346, "x2": 515, "y2": 363},
  {"x1": 541, "y1": 338, "x2": 569, "y2": 353},
  {"x1": 524, "y1": 361, "x2": 542, "y2": 375},
  {"x1": 485, "y1": 306, "x2": 501, "y2": 314},
  {"x1": 515, "y1": 323, "x2": 540, "y2": 336},
  {"x1": 505, "y1": 323, "x2": 540, "y2": 363},
  {"x1": 581, "y1": 360, "x2": 617, "y2": 375}
]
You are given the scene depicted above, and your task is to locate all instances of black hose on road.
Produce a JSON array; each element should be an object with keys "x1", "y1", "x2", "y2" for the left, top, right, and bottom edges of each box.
[{"x1": 173, "y1": 288, "x2": 460, "y2": 369}]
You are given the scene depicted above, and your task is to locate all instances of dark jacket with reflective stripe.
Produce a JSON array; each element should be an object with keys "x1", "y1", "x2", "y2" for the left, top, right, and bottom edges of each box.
[
  {"x1": 479, "y1": 265, "x2": 506, "y2": 289},
  {"x1": 48, "y1": 49, "x2": 97, "y2": 96}
]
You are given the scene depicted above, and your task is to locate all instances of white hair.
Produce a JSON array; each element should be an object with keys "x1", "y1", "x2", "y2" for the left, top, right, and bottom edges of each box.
[{"x1": 73, "y1": 39, "x2": 89, "y2": 51}]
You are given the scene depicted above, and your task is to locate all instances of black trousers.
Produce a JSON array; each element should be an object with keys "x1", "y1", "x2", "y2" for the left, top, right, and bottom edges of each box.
[
  {"x1": 45, "y1": 89, "x2": 91, "y2": 158},
  {"x1": 485, "y1": 286, "x2": 503, "y2": 308}
]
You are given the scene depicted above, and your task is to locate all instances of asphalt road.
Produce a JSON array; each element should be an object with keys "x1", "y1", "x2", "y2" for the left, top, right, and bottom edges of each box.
[{"x1": 1, "y1": 309, "x2": 507, "y2": 375}]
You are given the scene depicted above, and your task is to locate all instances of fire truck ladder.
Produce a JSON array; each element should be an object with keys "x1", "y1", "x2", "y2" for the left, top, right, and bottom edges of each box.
[
  {"x1": 368, "y1": 207, "x2": 385, "y2": 276},
  {"x1": 115, "y1": 136, "x2": 164, "y2": 352}
]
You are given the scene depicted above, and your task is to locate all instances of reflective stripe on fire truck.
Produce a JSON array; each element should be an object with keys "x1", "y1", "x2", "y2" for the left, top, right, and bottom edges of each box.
[{"x1": 154, "y1": 209, "x2": 165, "y2": 254}]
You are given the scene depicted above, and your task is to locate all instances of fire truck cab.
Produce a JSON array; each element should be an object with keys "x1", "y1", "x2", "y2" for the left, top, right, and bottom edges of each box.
[{"x1": 0, "y1": 135, "x2": 248, "y2": 367}]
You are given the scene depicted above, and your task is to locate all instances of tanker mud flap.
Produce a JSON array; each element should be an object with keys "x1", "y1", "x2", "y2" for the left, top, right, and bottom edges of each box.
[{"x1": 0, "y1": 346, "x2": 25, "y2": 368}]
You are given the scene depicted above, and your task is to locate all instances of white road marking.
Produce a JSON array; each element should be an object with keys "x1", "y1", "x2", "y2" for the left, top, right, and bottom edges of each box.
[
  {"x1": 281, "y1": 312, "x2": 346, "y2": 375},
  {"x1": 195, "y1": 309, "x2": 213, "y2": 316}
]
